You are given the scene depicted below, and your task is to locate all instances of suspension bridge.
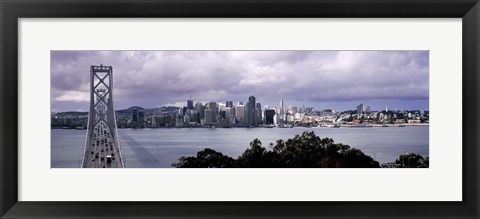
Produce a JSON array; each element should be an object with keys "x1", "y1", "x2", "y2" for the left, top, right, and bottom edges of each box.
[{"x1": 82, "y1": 65, "x2": 124, "y2": 168}]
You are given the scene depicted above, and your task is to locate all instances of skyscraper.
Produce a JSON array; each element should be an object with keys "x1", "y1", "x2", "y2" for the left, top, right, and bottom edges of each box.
[
  {"x1": 357, "y1": 104, "x2": 364, "y2": 114},
  {"x1": 195, "y1": 102, "x2": 205, "y2": 120},
  {"x1": 205, "y1": 109, "x2": 213, "y2": 124},
  {"x1": 247, "y1": 96, "x2": 256, "y2": 125},
  {"x1": 138, "y1": 111, "x2": 144, "y2": 124},
  {"x1": 187, "y1": 99, "x2": 194, "y2": 109},
  {"x1": 226, "y1": 101, "x2": 233, "y2": 108},
  {"x1": 265, "y1": 109, "x2": 275, "y2": 124},
  {"x1": 208, "y1": 102, "x2": 217, "y2": 122},
  {"x1": 132, "y1": 108, "x2": 138, "y2": 122},
  {"x1": 190, "y1": 110, "x2": 199, "y2": 123},
  {"x1": 280, "y1": 99, "x2": 285, "y2": 116},
  {"x1": 225, "y1": 107, "x2": 234, "y2": 120},
  {"x1": 255, "y1": 102, "x2": 262, "y2": 125},
  {"x1": 236, "y1": 104, "x2": 245, "y2": 125},
  {"x1": 182, "y1": 106, "x2": 187, "y2": 115}
]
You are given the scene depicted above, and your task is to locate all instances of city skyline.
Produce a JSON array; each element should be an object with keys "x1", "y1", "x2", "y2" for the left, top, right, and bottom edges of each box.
[{"x1": 51, "y1": 50, "x2": 429, "y2": 112}]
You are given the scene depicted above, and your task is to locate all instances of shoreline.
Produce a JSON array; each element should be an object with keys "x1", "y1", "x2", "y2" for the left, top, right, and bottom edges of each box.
[{"x1": 52, "y1": 124, "x2": 429, "y2": 130}]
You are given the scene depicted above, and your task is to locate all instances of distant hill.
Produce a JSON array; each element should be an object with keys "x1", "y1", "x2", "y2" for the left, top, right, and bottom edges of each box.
[
  {"x1": 54, "y1": 106, "x2": 180, "y2": 117},
  {"x1": 53, "y1": 111, "x2": 88, "y2": 116}
]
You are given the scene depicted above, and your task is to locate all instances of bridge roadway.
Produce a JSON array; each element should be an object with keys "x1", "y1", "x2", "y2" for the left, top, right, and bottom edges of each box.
[{"x1": 84, "y1": 121, "x2": 123, "y2": 168}]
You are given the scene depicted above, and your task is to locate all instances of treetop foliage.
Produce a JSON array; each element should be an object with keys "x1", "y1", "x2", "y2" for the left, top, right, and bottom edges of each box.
[{"x1": 172, "y1": 131, "x2": 381, "y2": 168}]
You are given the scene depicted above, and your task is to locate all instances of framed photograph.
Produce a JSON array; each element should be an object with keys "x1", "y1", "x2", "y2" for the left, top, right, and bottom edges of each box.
[
  {"x1": 1, "y1": 0, "x2": 479, "y2": 218},
  {"x1": 51, "y1": 50, "x2": 429, "y2": 169}
]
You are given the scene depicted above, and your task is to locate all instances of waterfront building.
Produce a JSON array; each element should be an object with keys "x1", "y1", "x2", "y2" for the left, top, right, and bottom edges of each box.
[
  {"x1": 189, "y1": 110, "x2": 199, "y2": 123},
  {"x1": 193, "y1": 113, "x2": 200, "y2": 123},
  {"x1": 357, "y1": 104, "x2": 364, "y2": 114},
  {"x1": 163, "y1": 114, "x2": 173, "y2": 126},
  {"x1": 246, "y1": 96, "x2": 256, "y2": 125},
  {"x1": 256, "y1": 108, "x2": 262, "y2": 125},
  {"x1": 154, "y1": 116, "x2": 164, "y2": 127},
  {"x1": 228, "y1": 115, "x2": 236, "y2": 125},
  {"x1": 217, "y1": 117, "x2": 227, "y2": 127},
  {"x1": 265, "y1": 109, "x2": 275, "y2": 124},
  {"x1": 245, "y1": 102, "x2": 251, "y2": 125},
  {"x1": 236, "y1": 104, "x2": 246, "y2": 125},
  {"x1": 273, "y1": 114, "x2": 279, "y2": 127},
  {"x1": 220, "y1": 110, "x2": 226, "y2": 119},
  {"x1": 184, "y1": 115, "x2": 191, "y2": 123},
  {"x1": 205, "y1": 109, "x2": 213, "y2": 124},
  {"x1": 132, "y1": 108, "x2": 138, "y2": 122},
  {"x1": 287, "y1": 114, "x2": 294, "y2": 123},
  {"x1": 195, "y1": 102, "x2": 205, "y2": 120},
  {"x1": 138, "y1": 111, "x2": 144, "y2": 123},
  {"x1": 255, "y1": 102, "x2": 262, "y2": 124},
  {"x1": 280, "y1": 99, "x2": 285, "y2": 116},
  {"x1": 225, "y1": 107, "x2": 234, "y2": 121},
  {"x1": 261, "y1": 110, "x2": 265, "y2": 123},
  {"x1": 208, "y1": 102, "x2": 218, "y2": 122},
  {"x1": 149, "y1": 115, "x2": 156, "y2": 127},
  {"x1": 175, "y1": 117, "x2": 183, "y2": 127},
  {"x1": 366, "y1": 106, "x2": 371, "y2": 114}
]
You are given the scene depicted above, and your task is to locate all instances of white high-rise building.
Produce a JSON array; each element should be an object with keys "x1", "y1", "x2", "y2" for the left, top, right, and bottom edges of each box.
[
  {"x1": 236, "y1": 104, "x2": 246, "y2": 125},
  {"x1": 280, "y1": 99, "x2": 285, "y2": 116},
  {"x1": 273, "y1": 114, "x2": 279, "y2": 127}
]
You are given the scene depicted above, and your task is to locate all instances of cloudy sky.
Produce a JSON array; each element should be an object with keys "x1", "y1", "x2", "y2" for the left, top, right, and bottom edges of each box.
[{"x1": 51, "y1": 51, "x2": 429, "y2": 112}]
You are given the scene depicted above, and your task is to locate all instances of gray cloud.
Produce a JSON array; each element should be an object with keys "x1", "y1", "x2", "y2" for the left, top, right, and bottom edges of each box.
[{"x1": 51, "y1": 50, "x2": 429, "y2": 112}]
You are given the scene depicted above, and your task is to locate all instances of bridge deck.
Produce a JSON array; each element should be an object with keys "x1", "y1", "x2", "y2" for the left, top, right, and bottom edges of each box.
[{"x1": 84, "y1": 121, "x2": 123, "y2": 168}]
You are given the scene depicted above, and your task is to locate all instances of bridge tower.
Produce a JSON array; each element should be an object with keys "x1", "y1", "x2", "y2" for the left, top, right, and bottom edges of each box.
[{"x1": 82, "y1": 65, "x2": 124, "y2": 168}]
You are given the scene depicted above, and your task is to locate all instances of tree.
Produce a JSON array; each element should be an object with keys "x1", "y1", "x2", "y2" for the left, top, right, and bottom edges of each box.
[
  {"x1": 172, "y1": 148, "x2": 236, "y2": 168},
  {"x1": 237, "y1": 139, "x2": 271, "y2": 167},
  {"x1": 395, "y1": 153, "x2": 425, "y2": 168},
  {"x1": 172, "y1": 131, "x2": 381, "y2": 168},
  {"x1": 418, "y1": 155, "x2": 429, "y2": 168}
]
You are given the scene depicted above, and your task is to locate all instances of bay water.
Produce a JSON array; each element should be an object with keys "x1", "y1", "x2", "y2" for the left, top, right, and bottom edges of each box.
[{"x1": 51, "y1": 126, "x2": 429, "y2": 168}]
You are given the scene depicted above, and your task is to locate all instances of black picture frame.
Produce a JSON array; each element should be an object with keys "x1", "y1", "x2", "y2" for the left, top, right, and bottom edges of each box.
[{"x1": 1, "y1": 0, "x2": 479, "y2": 218}]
